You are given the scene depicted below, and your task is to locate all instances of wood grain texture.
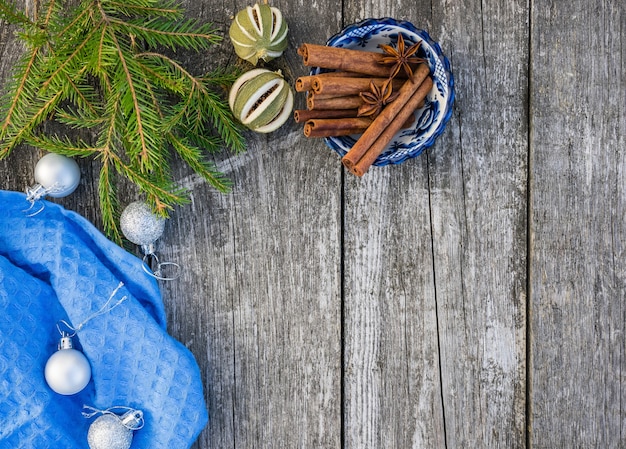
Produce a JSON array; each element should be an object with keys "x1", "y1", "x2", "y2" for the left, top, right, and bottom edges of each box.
[
  {"x1": 529, "y1": 0, "x2": 625, "y2": 447},
  {"x1": 0, "y1": 0, "x2": 624, "y2": 448},
  {"x1": 427, "y1": 0, "x2": 530, "y2": 447}
]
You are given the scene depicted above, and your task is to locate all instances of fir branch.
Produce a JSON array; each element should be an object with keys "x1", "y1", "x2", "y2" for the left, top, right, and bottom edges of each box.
[
  {"x1": 53, "y1": 4, "x2": 90, "y2": 37},
  {"x1": 27, "y1": 133, "x2": 100, "y2": 157},
  {"x1": 0, "y1": 1, "x2": 33, "y2": 26},
  {"x1": 107, "y1": 28, "x2": 153, "y2": 167},
  {"x1": 57, "y1": 109, "x2": 107, "y2": 129},
  {"x1": 41, "y1": 24, "x2": 103, "y2": 91},
  {"x1": 110, "y1": 152, "x2": 187, "y2": 211},
  {"x1": 133, "y1": 55, "x2": 186, "y2": 94},
  {"x1": 101, "y1": 0, "x2": 182, "y2": 20},
  {"x1": 195, "y1": 86, "x2": 246, "y2": 153},
  {"x1": 0, "y1": 48, "x2": 39, "y2": 138},
  {"x1": 0, "y1": 0, "x2": 246, "y2": 241},
  {"x1": 98, "y1": 153, "x2": 121, "y2": 242},
  {"x1": 107, "y1": 17, "x2": 219, "y2": 50},
  {"x1": 41, "y1": 0, "x2": 59, "y2": 25},
  {"x1": 136, "y1": 51, "x2": 245, "y2": 152},
  {"x1": 168, "y1": 132, "x2": 230, "y2": 192},
  {"x1": 0, "y1": 88, "x2": 64, "y2": 157}
]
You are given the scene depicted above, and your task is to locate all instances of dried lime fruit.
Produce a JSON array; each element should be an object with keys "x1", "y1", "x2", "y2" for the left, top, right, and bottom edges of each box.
[
  {"x1": 229, "y1": 69, "x2": 293, "y2": 133},
  {"x1": 229, "y1": 3, "x2": 288, "y2": 65}
]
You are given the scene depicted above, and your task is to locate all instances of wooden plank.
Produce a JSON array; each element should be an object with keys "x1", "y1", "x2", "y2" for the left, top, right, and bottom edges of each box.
[
  {"x1": 340, "y1": 2, "x2": 447, "y2": 448},
  {"x1": 160, "y1": 1, "x2": 343, "y2": 448},
  {"x1": 529, "y1": 0, "x2": 625, "y2": 447},
  {"x1": 426, "y1": 0, "x2": 529, "y2": 447}
]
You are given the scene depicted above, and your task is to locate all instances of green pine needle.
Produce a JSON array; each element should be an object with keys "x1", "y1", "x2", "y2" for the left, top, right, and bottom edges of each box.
[{"x1": 0, "y1": 0, "x2": 246, "y2": 243}]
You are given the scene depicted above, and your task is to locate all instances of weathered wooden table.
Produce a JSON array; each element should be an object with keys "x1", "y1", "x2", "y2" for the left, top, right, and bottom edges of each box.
[{"x1": 1, "y1": 0, "x2": 624, "y2": 447}]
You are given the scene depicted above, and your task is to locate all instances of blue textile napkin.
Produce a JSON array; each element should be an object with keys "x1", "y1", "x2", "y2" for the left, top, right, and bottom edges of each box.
[{"x1": 0, "y1": 190, "x2": 208, "y2": 448}]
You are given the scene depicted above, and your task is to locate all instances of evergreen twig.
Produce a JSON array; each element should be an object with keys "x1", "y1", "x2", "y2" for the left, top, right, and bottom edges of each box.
[{"x1": 0, "y1": 0, "x2": 245, "y2": 243}]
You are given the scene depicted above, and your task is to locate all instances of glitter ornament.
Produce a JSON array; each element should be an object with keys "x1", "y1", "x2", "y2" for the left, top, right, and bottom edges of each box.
[
  {"x1": 44, "y1": 334, "x2": 91, "y2": 395},
  {"x1": 120, "y1": 201, "x2": 165, "y2": 250},
  {"x1": 120, "y1": 201, "x2": 180, "y2": 280},
  {"x1": 25, "y1": 153, "x2": 81, "y2": 215},
  {"x1": 84, "y1": 407, "x2": 144, "y2": 449}
]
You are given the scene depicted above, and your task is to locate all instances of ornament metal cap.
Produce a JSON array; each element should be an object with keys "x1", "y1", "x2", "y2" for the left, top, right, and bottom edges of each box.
[
  {"x1": 120, "y1": 409, "x2": 144, "y2": 430},
  {"x1": 58, "y1": 335, "x2": 73, "y2": 350}
]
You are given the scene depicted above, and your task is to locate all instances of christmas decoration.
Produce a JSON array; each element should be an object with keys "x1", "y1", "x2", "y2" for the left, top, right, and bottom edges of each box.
[
  {"x1": 83, "y1": 406, "x2": 144, "y2": 449},
  {"x1": 229, "y1": 68, "x2": 294, "y2": 133},
  {"x1": 229, "y1": 2, "x2": 289, "y2": 65},
  {"x1": 44, "y1": 282, "x2": 128, "y2": 395},
  {"x1": 0, "y1": 0, "x2": 246, "y2": 243},
  {"x1": 120, "y1": 201, "x2": 165, "y2": 249},
  {"x1": 44, "y1": 333, "x2": 92, "y2": 395},
  {"x1": 120, "y1": 201, "x2": 180, "y2": 280},
  {"x1": 24, "y1": 153, "x2": 80, "y2": 215},
  {"x1": 0, "y1": 190, "x2": 208, "y2": 448}
]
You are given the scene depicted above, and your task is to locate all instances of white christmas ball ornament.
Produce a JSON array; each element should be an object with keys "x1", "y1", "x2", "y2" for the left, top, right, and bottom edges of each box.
[
  {"x1": 87, "y1": 409, "x2": 144, "y2": 449},
  {"x1": 44, "y1": 335, "x2": 91, "y2": 395},
  {"x1": 120, "y1": 201, "x2": 165, "y2": 247},
  {"x1": 34, "y1": 153, "x2": 81, "y2": 197}
]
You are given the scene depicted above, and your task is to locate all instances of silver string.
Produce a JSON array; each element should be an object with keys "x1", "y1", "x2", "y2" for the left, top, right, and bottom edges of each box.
[
  {"x1": 57, "y1": 282, "x2": 128, "y2": 337},
  {"x1": 22, "y1": 182, "x2": 63, "y2": 217},
  {"x1": 82, "y1": 405, "x2": 145, "y2": 430},
  {"x1": 142, "y1": 252, "x2": 182, "y2": 281}
]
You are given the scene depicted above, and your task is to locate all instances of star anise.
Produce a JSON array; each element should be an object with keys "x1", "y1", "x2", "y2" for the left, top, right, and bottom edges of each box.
[
  {"x1": 358, "y1": 78, "x2": 399, "y2": 119},
  {"x1": 379, "y1": 33, "x2": 427, "y2": 79}
]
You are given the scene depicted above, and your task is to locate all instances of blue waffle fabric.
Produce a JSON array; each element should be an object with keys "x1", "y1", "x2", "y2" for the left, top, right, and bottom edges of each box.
[{"x1": 0, "y1": 190, "x2": 208, "y2": 448}]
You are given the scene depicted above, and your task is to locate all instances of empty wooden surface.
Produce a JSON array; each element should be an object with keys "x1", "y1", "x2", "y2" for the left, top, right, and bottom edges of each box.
[{"x1": 0, "y1": 0, "x2": 623, "y2": 448}]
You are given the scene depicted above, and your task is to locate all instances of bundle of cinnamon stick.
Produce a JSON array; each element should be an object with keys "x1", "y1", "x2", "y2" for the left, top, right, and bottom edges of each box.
[{"x1": 295, "y1": 42, "x2": 433, "y2": 177}]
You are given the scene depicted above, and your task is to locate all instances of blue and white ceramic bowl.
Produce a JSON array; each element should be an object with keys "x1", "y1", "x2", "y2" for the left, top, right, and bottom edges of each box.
[{"x1": 313, "y1": 18, "x2": 455, "y2": 166}]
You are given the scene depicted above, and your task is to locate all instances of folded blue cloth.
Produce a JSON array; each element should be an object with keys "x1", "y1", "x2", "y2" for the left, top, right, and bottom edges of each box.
[{"x1": 0, "y1": 190, "x2": 208, "y2": 448}]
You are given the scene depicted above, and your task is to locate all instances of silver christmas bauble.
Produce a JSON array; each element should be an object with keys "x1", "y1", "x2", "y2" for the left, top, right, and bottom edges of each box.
[
  {"x1": 34, "y1": 153, "x2": 81, "y2": 198},
  {"x1": 120, "y1": 201, "x2": 165, "y2": 246},
  {"x1": 87, "y1": 414, "x2": 133, "y2": 449},
  {"x1": 44, "y1": 336, "x2": 91, "y2": 395}
]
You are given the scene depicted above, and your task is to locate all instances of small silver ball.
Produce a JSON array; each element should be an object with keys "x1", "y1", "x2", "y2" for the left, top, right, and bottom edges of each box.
[
  {"x1": 34, "y1": 153, "x2": 81, "y2": 197},
  {"x1": 44, "y1": 346, "x2": 91, "y2": 395},
  {"x1": 87, "y1": 414, "x2": 133, "y2": 449},
  {"x1": 120, "y1": 201, "x2": 165, "y2": 246}
]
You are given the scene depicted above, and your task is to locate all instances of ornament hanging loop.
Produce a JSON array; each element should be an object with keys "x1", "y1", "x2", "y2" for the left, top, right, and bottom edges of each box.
[
  {"x1": 56, "y1": 321, "x2": 78, "y2": 339},
  {"x1": 142, "y1": 249, "x2": 182, "y2": 281},
  {"x1": 23, "y1": 182, "x2": 58, "y2": 216},
  {"x1": 82, "y1": 405, "x2": 145, "y2": 430},
  {"x1": 56, "y1": 282, "x2": 128, "y2": 336}
]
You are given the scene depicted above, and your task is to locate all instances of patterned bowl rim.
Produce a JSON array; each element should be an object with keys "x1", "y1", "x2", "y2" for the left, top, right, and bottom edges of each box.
[{"x1": 312, "y1": 17, "x2": 455, "y2": 167}]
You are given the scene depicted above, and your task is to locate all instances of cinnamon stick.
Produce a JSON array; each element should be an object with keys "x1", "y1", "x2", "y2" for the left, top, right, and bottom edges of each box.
[
  {"x1": 303, "y1": 115, "x2": 416, "y2": 138},
  {"x1": 311, "y1": 76, "x2": 405, "y2": 97},
  {"x1": 350, "y1": 76, "x2": 433, "y2": 176},
  {"x1": 341, "y1": 63, "x2": 430, "y2": 170},
  {"x1": 295, "y1": 71, "x2": 361, "y2": 92},
  {"x1": 298, "y1": 43, "x2": 400, "y2": 78},
  {"x1": 294, "y1": 108, "x2": 359, "y2": 123},
  {"x1": 307, "y1": 93, "x2": 363, "y2": 111},
  {"x1": 304, "y1": 117, "x2": 374, "y2": 137}
]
